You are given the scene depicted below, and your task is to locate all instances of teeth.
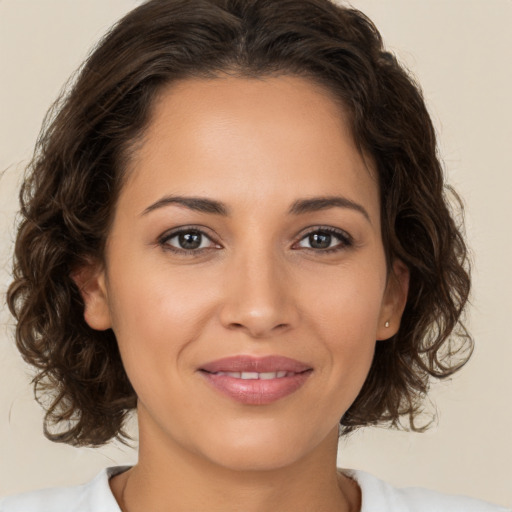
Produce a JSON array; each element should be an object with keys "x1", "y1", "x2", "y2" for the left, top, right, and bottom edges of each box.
[
  {"x1": 214, "y1": 371, "x2": 293, "y2": 379},
  {"x1": 241, "y1": 372, "x2": 259, "y2": 379}
]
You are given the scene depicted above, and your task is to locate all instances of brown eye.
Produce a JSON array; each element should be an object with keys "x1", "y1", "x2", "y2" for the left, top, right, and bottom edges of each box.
[
  {"x1": 308, "y1": 232, "x2": 332, "y2": 249},
  {"x1": 296, "y1": 228, "x2": 352, "y2": 252},
  {"x1": 160, "y1": 228, "x2": 219, "y2": 253},
  {"x1": 176, "y1": 231, "x2": 203, "y2": 250}
]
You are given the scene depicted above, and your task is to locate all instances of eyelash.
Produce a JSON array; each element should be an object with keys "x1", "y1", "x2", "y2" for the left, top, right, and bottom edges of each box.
[
  {"x1": 295, "y1": 227, "x2": 353, "y2": 253},
  {"x1": 157, "y1": 226, "x2": 353, "y2": 256},
  {"x1": 158, "y1": 227, "x2": 220, "y2": 256}
]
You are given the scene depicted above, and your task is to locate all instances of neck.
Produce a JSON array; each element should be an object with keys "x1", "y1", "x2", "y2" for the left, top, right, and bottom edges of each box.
[{"x1": 110, "y1": 418, "x2": 360, "y2": 512}]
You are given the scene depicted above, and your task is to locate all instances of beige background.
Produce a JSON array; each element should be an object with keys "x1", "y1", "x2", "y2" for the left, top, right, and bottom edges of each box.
[{"x1": 0, "y1": 0, "x2": 511, "y2": 507}]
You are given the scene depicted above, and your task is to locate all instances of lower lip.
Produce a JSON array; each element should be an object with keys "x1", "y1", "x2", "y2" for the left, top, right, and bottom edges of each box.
[{"x1": 200, "y1": 371, "x2": 312, "y2": 405}]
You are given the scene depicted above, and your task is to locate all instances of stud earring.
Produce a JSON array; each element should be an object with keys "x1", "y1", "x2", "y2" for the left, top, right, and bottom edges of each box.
[{"x1": 384, "y1": 321, "x2": 390, "y2": 328}]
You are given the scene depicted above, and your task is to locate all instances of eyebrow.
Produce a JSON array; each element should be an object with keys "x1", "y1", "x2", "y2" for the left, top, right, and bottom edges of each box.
[
  {"x1": 141, "y1": 195, "x2": 230, "y2": 216},
  {"x1": 141, "y1": 194, "x2": 371, "y2": 223},
  {"x1": 288, "y1": 196, "x2": 371, "y2": 223}
]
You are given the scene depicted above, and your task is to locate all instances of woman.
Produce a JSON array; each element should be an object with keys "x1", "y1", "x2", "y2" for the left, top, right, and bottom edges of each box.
[{"x1": 2, "y1": 0, "x2": 509, "y2": 510}]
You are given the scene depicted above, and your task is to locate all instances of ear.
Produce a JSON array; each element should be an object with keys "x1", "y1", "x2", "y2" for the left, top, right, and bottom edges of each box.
[
  {"x1": 70, "y1": 261, "x2": 112, "y2": 331},
  {"x1": 376, "y1": 259, "x2": 409, "y2": 340}
]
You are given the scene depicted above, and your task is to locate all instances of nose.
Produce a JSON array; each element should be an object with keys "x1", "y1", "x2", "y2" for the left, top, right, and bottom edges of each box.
[{"x1": 218, "y1": 248, "x2": 300, "y2": 339}]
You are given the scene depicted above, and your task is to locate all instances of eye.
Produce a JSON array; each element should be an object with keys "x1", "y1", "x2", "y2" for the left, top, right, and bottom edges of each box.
[
  {"x1": 159, "y1": 228, "x2": 220, "y2": 254},
  {"x1": 295, "y1": 227, "x2": 353, "y2": 253}
]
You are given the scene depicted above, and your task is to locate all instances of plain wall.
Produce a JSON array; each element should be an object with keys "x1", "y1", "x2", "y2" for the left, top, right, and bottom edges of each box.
[{"x1": 0, "y1": 0, "x2": 510, "y2": 507}]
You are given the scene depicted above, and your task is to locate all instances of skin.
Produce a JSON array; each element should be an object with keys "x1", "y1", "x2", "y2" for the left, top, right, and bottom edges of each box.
[{"x1": 77, "y1": 75, "x2": 409, "y2": 512}]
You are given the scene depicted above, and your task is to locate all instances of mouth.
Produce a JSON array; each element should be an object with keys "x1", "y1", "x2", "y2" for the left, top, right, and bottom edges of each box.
[
  {"x1": 198, "y1": 355, "x2": 313, "y2": 405},
  {"x1": 204, "y1": 370, "x2": 299, "y2": 379}
]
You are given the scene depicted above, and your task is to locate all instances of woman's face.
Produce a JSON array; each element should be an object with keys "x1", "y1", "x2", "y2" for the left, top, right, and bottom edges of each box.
[{"x1": 81, "y1": 75, "x2": 408, "y2": 471}]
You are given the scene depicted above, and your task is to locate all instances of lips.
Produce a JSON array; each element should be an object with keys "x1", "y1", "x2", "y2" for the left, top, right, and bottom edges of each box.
[
  {"x1": 199, "y1": 356, "x2": 312, "y2": 405},
  {"x1": 200, "y1": 355, "x2": 311, "y2": 374}
]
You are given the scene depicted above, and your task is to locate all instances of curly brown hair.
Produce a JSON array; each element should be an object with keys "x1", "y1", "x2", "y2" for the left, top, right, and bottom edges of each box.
[{"x1": 7, "y1": 0, "x2": 472, "y2": 447}]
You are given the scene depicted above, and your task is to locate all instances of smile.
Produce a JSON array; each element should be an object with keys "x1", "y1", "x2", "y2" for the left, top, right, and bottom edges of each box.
[
  {"x1": 209, "y1": 371, "x2": 296, "y2": 379},
  {"x1": 199, "y1": 355, "x2": 313, "y2": 405}
]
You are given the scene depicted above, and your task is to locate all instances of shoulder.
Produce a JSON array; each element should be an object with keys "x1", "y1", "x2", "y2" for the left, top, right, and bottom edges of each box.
[
  {"x1": 0, "y1": 466, "x2": 128, "y2": 512},
  {"x1": 342, "y1": 469, "x2": 511, "y2": 512}
]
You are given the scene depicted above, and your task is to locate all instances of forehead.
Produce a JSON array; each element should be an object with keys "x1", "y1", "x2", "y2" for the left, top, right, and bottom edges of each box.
[
  {"x1": 140, "y1": 75, "x2": 357, "y2": 164},
  {"x1": 122, "y1": 75, "x2": 379, "y2": 220}
]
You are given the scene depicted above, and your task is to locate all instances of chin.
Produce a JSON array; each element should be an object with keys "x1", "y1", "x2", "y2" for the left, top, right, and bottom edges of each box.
[
  {"x1": 195, "y1": 420, "x2": 336, "y2": 472},
  {"x1": 205, "y1": 442, "x2": 304, "y2": 472}
]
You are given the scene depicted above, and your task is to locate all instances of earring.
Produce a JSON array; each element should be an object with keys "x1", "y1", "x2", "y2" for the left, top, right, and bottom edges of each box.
[{"x1": 384, "y1": 321, "x2": 390, "y2": 328}]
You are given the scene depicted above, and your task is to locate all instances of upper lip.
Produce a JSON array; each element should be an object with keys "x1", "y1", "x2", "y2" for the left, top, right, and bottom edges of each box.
[{"x1": 199, "y1": 355, "x2": 312, "y2": 374}]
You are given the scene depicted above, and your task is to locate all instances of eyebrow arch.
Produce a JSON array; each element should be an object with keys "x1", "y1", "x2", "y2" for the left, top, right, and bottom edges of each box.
[
  {"x1": 141, "y1": 194, "x2": 371, "y2": 223},
  {"x1": 288, "y1": 196, "x2": 371, "y2": 223},
  {"x1": 141, "y1": 195, "x2": 230, "y2": 216}
]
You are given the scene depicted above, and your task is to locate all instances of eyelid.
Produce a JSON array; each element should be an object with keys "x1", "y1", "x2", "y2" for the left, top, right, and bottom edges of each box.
[
  {"x1": 158, "y1": 226, "x2": 221, "y2": 254},
  {"x1": 293, "y1": 226, "x2": 354, "y2": 252},
  {"x1": 157, "y1": 224, "x2": 354, "y2": 255}
]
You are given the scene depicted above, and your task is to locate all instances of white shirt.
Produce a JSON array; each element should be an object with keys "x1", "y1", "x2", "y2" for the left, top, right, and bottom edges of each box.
[{"x1": 0, "y1": 466, "x2": 509, "y2": 511}]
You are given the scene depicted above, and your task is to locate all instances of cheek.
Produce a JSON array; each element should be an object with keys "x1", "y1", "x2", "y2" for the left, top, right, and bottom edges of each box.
[
  {"x1": 106, "y1": 262, "x2": 219, "y2": 379},
  {"x1": 303, "y1": 262, "x2": 386, "y2": 337},
  {"x1": 301, "y1": 264, "x2": 385, "y2": 389}
]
